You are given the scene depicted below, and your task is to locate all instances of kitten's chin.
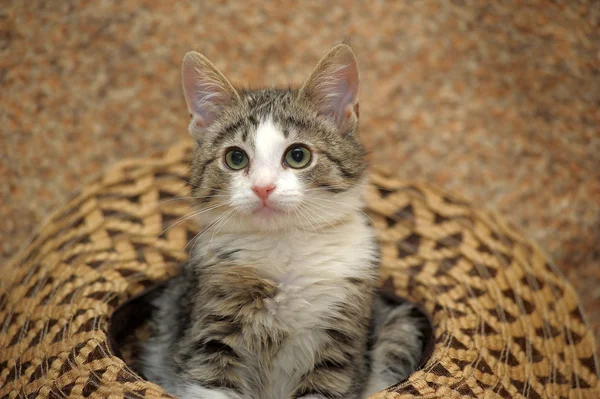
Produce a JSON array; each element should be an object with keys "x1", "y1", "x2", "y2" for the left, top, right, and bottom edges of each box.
[
  {"x1": 248, "y1": 211, "x2": 292, "y2": 232},
  {"x1": 235, "y1": 205, "x2": 298, "y2": 233}
]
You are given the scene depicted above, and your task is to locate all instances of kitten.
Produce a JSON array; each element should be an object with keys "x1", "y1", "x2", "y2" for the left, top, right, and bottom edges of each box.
[{"x1": 141, "y1": 45, "x2": 425, "y2": 399}]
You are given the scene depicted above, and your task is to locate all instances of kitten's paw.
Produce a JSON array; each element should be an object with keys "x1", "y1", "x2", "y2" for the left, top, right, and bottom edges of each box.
[{"x1": 180, "y1": 385, "x2": 243, "y2": 399}]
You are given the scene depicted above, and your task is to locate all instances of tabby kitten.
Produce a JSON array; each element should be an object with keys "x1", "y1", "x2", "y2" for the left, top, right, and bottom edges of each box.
[{"x1": 141, "y1": 45, "x2": 425, "y2": 399}]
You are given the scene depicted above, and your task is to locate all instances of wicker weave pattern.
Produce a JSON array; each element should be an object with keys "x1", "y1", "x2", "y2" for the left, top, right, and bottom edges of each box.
[{"x1": 0, "y1": 141, "x2": 598, "y2": 398}]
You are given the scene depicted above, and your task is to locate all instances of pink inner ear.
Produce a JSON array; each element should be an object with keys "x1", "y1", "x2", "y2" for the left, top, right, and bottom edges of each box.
[
  {"x1": 343, "y1": 103, "x2": 358, "y2": 122},
  {"x1": 310, "y1": 53, "x2": 359, "y2": 128},
  {"x1": 182, "y1": 52, "x2": 239, "y2": 134},
  {"x1": 328, "y1": 66, "x2": 358, "y2": 126},
  {"x1": 298, "y1": 45, "x2": 360, "y2": 129},
  {"x1": 188, "y1": 83, "x2": 223, "y2": 128},
  {"x1": 193, "y1": 117, "x2": 206, "y2": 128}
]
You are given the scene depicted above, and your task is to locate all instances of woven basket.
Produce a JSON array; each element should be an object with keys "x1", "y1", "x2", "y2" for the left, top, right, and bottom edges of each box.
[{"x1": 1, "y1": 141, "x2": 598, "y2": 398}]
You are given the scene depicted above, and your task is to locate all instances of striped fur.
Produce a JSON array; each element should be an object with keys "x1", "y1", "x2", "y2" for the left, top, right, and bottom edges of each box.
[{"x1": 141, "y1": 45, "x2": 425, "y2": 399}]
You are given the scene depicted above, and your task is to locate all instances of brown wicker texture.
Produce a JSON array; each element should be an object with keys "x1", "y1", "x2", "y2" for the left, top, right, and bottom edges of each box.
[{"x1": 0, "y1": 141, "x2": 598, "y2": 399}]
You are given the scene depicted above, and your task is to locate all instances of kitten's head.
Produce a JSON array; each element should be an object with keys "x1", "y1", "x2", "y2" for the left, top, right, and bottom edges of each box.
[{"x1": 184, "y1": 45, "x2": 367, "y2": 233}]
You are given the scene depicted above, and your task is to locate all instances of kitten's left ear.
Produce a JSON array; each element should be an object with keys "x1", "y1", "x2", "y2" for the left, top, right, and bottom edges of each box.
[{"x1": 297, "y1": 44, "x2": 359, "y2": 131}]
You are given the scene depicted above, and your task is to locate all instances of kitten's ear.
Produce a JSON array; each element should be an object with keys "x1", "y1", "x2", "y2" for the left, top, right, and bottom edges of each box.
[
  {"x1": 297, "y1": 44, "x2": 359, "y2": 131},
  {"x1": 182, "y1": 51, "x2": 240, "y2": 139}
]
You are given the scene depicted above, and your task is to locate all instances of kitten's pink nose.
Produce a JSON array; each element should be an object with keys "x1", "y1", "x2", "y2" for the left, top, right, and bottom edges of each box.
[{"x1": 252, "y1": 184, "x2": 276, "y2": 201}]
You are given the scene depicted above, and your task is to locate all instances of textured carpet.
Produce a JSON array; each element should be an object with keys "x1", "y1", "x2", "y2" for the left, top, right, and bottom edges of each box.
[{"x1": 1, "y1": 1, "x2": 599, "y2": 343}]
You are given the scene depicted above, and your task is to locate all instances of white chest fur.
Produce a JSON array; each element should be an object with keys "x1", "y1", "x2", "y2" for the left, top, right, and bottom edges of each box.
[
  {"x1": 193, "y1": 213, "x2": 378, "y2": 398},
  {"x1": 196, "y1": 214, "x2": 376, "y2": 324}
]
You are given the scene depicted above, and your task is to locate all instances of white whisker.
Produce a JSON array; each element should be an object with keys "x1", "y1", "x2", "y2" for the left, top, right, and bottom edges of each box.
[
  {"x1": 155, "y1": 202, "x2": 228, "y2": 239},
  {"x1": 298, "y1": 203, "x2": 326, "y2": 234},
  {"x1": 303, "y1": 203, "x2": 338, "y2": 232},
  {"x1": 302, "y1": 200, "x2": 345, "y2": 231},
  {"x1": 303, "y1": 195, "x2": 374, "y2": 224},
  {"x1": 209, "y1": 209, "x2": 237, "y2": 247},
  {"x1": 185, "y1": 210, "x2": 232, "y2": 255},
  {"x1": 291, "y1": 206, "x2": 309, "y2": 239}
]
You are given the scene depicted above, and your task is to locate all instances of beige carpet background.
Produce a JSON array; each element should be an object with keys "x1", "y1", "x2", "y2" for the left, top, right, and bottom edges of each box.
[{"x1": 1, "y1": 1, "x2": 599, "y2": 343}]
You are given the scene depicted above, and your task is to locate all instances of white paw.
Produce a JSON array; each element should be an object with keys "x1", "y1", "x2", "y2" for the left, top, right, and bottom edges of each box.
[{"x1": 180, "y1": 385, "x2": 243, "y2": 399}]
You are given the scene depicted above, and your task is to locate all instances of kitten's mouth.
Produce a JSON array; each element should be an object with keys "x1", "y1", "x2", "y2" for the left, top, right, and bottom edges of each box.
[{"x1": 253, "y1": 203, "x2": 279, "y2": 216}]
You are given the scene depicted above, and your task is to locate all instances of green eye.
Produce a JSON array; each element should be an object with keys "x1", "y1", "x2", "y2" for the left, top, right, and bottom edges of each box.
[
  {"x1": 225, "y1": 148, "x2": 249, "y2": 170},
  {"x1": 284, "y1": 146, "x2": 311, "y2": 169}
]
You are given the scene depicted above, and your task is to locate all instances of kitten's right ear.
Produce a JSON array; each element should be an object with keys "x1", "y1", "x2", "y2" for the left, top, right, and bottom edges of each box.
[{"x1": 182, "y1": 52, "x2": 240, "y2": 139}]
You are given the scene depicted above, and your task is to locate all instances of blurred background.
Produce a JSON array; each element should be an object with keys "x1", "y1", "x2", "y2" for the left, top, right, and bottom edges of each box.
[{"x1": 1, "y1": 2, "x2": 598, "y2": 342}]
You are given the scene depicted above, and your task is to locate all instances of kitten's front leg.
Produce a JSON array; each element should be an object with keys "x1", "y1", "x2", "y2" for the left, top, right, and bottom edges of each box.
[
  {"x1": 176, "y1": 337, "x2": 248, "y2": 399},
  {"x1": 292, "y1": 329, "x2": 367, "y2": 399}
]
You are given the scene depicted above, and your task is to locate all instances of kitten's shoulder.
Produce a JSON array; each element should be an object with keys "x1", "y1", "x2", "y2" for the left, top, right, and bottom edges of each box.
[{"x1": 140, "y1": 269, "x2": 194, "y2": 389}]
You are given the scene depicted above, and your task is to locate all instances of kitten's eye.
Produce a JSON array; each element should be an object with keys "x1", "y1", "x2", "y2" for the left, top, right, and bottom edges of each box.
[
  {"x1": 225, "y1": 148, "x2": 249, "y2": 170},
  {"x1": 284, "y1": 146, "x2": 311, "y2": 169}
]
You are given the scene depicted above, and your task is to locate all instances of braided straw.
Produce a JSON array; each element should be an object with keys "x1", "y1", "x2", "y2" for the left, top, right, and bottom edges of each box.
[{"x1": 0, "y1": 141, "x2": 598, "y2": 398}]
